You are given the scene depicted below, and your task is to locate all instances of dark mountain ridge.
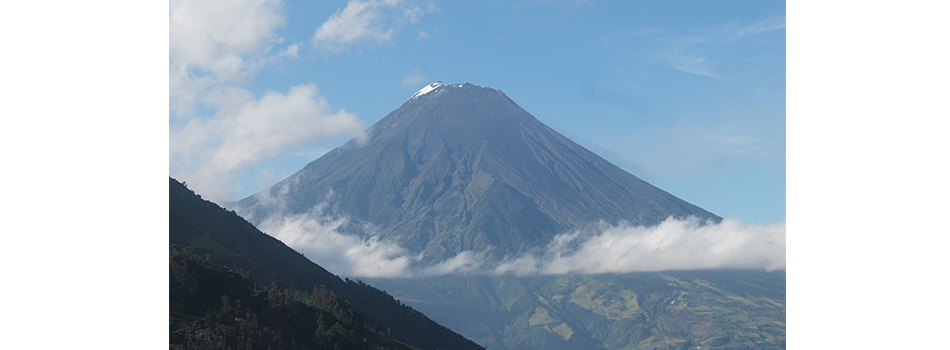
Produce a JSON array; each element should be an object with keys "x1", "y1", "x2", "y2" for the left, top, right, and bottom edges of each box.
[
  {"x1": 233, "y1": 82, "x2": 719, "y2": 265},
  {"x1": 169, "y1": 177, "x2": 484, "y2": 350},
  {"x1": 169, "y1": 246, "x2": 418, "y2": 350}
]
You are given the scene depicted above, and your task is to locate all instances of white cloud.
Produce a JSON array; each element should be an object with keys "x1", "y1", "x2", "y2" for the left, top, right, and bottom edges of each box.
[
  {"x1": 170, "y1": 0, "x2": 283, "y2": 76},
  {"x1": 279, "y1": 43, "x2": 299, "y2": 57},
  {"x1": 170, "y1": 84, "x2": 366, "y2": 201},
  {"x1": 258, "y1": 205, "x2": 417, "y2": 278},
  {"x1": 311, "y1": 0, "x2": 435, "y2": 53},
  {"x1": 169, "y1": 61, "x2": 213, "y2": 118},
  {"x1": 417, "y1": 30, "x2": 430, "y2": 40},
  {"x1": 403, "y1": 5, "x2": 425, "y2": 24},
  {"x1": 418, "y1": 251, "x2": 487, "y2": 277},
  {"x1": 494, "y1": 217, "x2": 785, "y2": 275},
  {"x1": 170, "y1": 0, "x2": 371, "y2": 200},
  {"x1": 243, "y1": 201, "x2": 487, "y2": 278},
  {"x1": 169, "y1": 0, "x2": 285, "y2": 117},
  {"x1": 234, "y1": 181, "x2": 782, "y2": 279},
  {"x1": 401, "y1": 68, "x2": 426, "y2": 85},
  {"x1": 240, "y1": 195, "x2": 783, "y2": 278}
]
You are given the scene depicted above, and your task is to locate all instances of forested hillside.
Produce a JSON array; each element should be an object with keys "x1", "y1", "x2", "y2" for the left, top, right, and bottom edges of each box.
[
  {"x1": 169, "y1": 177, "x2": 484, "y2": 350},
  {"x1": 170, "y1": 246, "x2": 415, "y2": 349}
]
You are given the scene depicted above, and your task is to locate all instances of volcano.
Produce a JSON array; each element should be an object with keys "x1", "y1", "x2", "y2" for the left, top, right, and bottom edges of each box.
[{"x1": 233, "y1": 82, "x2": 719, "y2": 266}]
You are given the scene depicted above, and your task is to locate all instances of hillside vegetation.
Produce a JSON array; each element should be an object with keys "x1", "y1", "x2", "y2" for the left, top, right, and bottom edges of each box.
[
  {"x1": 367, "y1": 270, "x2": 785, "y2": 350},
  {"x1": 170, "y1": 246, "x2": 416, "y2": 350},
  {"x1": 169, "y1": 177, "x2": 484, "y2": 350}
]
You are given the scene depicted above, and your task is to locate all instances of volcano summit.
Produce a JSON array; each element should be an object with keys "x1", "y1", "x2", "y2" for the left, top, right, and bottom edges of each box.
[{"x1": 233, "y1": 82, "x2": 719, "y2": 266}]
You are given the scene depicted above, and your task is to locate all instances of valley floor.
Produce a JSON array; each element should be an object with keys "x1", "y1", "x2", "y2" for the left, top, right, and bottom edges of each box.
[{"x1": 367, "y1": 270, "x2": 785, "y2": 350}]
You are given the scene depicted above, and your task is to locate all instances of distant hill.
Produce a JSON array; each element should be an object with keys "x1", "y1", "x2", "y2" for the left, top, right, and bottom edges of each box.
[
  {"x1": 366, "y1": 270, "x2": 785, "y2": 350},
  {"x1": 231, "y1": 82, "x2": 720, "y2": 266},
  {"x1": 169, "y1": 177, "x2": 484, "y2": 350}
]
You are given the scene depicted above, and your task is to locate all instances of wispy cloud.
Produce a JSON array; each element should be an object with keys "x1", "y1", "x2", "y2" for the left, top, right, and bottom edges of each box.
[
  {"x1": 702, "y1": 124, "x2": 763, "y2": 155},
  {"x1": 723, "y1": 16, "x2": 786, "y2": 43},
  {"x1": 662, "y1": 52, "x2": 721, "y2": 79},
  {"x1": 311, "y1": 0, "x2": 436, "y2": 54},
  {"x1": 637, "y1": 16, "x2": 785, "y2": 79},
  {"x1": 401, "y1": 68, "x2": 427, "y2": 85},
  {"x1": 278, "y1": 43, "x2": 299, "y2": 57}
]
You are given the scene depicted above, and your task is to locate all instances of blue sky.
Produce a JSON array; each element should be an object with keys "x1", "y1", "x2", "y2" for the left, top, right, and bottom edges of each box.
[{"x1": 169, "y1": 0, "x2": 785, "y2": 224}]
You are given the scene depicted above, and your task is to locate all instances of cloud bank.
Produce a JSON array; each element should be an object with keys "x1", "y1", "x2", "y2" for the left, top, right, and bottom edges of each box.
[
  {"x1": 494, "y1": 217, "x2": 785, "y2": 276},
  {"x1": 247, "y1": 200, "x2": 785, "y2": 278}
]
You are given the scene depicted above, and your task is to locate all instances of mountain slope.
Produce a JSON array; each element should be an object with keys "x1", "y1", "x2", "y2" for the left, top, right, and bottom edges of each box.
[
  {"x1": 169, "y1": 177, "x2": 484, "y2": 350},
  {"x1": 169, "y1": 246, "x2": 417, "y2": 350},
  {"x1": 233, "y1": 82, "x2": 719, "y2": 265}
]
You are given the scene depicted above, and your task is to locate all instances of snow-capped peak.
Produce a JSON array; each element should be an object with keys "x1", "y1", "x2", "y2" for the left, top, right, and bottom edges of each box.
[{"x1": 411, "y1": 81, "x2": 447, "y2": 99}]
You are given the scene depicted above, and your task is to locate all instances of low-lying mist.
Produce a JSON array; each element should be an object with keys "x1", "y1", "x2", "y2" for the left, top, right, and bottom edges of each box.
[
  {"x1": 493, "y1": 217, "x2": 785, "y2": 275},
  {"x1": 247, "y1": 203, "x2": 785, "y2": 279}
]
